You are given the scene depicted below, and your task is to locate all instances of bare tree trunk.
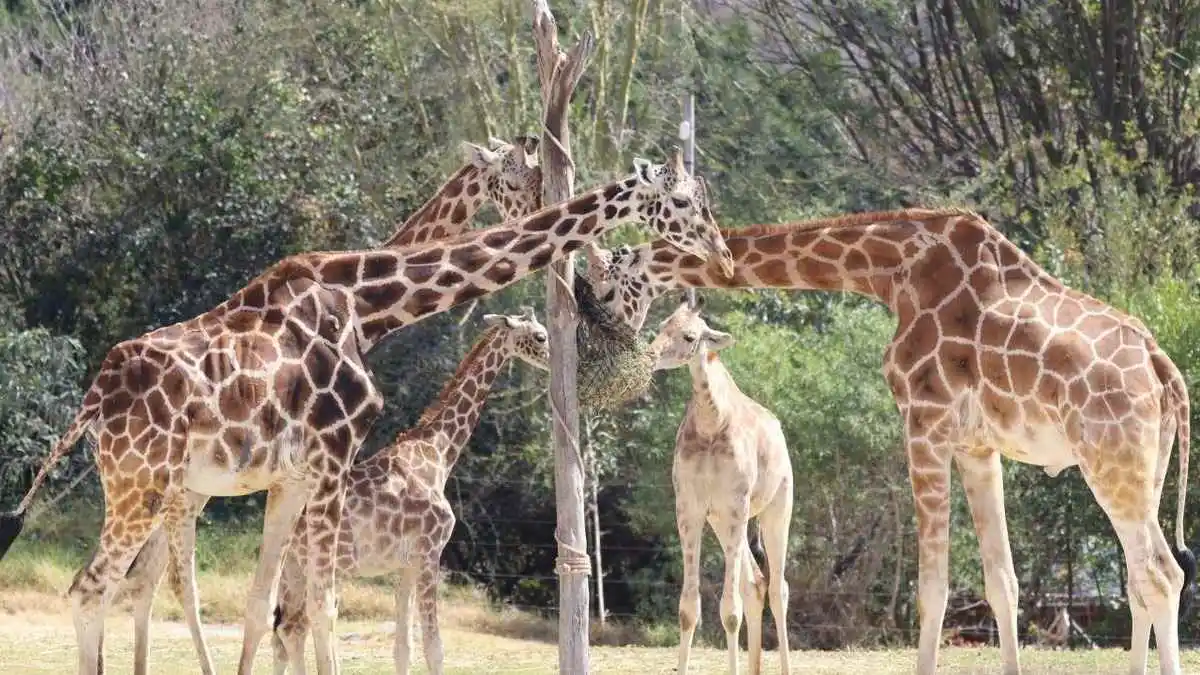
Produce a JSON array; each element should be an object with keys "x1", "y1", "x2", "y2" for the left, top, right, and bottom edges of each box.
[
  {"x1": 585, "y1": 420, "x2": 607, "y2": 625},
  {"x1": 531, "y1": 2, "x2": 595, "y2": 672}
]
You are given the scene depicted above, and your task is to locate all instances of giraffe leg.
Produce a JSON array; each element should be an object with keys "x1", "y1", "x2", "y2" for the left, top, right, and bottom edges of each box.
[
  {"x1": 756, "y1": 477, "x2": 793, "y2": 675},
  {"x1": 237, "y1": 481, "x2": 310, "y2": 675},
  {"x1": 954, "y1": 450, "x2": 1020, "y2": 675},
  {"x1": 393, "y1": 566, "x2": 419, "y2": 675},
  {"x1": 127, "y1": 526, "x2": 169, "y2": 675},
  {"x1": 1081, "y1": 458, "x2": 1183, "y2": 675},
  {"x1": 71, "y1": 481, "x2": 170, "y2": 675},
  {"x1": 273, "y1": 546, "x2": 310, "y2": 675},
  {"x1": 676, "y1": 507, "x2": 705, "y2": 675},
  {"x1": 908, "y1": 439, "x2": 953, "y2": 675},
  {"x1": 738, "y1": 540, "x2": 766, "y2": 675},
  {"x1": 164, "y1": 493, "x2": 216, "y2": 675},
  {"x1": 302, "y1": 472, "x2": 349, "y2": 675},
  {"x1": 416, "y1": 559, "x2": 446, "y2": 675},
  {"x1": 710, "y1": 510, "x2": 751, "y2": 675}
]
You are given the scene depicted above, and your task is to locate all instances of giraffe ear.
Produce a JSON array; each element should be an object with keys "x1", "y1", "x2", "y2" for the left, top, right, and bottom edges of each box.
[
  {"x1": 481, "y1": 313, "x2": 506, "y2": 327},
  {"x1": 463, "y1": 141, "x2": 501, "y2": 169},
  {"x1": 487, "y1": 136, "x2": 507, "y2": 151},
  {"x1": 632, "y1": 157, "x2": 657, "y2": 186},
  {"x1": 584, "y1": 243, "x2": 611, "y2": 273},
  {"x1": 702, "y1": 329, "x2": 735, "y2": 352}
]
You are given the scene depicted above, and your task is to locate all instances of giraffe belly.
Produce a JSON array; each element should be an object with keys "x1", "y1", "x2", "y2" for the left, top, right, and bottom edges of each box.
[
  {"x1": 181, "y1": 443, "x2": 288, "y2": 496},
  {"x1": 982, "y1": 422, "x2": 1079, "y2": 476}
]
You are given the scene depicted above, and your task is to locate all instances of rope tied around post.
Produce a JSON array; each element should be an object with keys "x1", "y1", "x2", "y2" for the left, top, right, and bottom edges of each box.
[{"x1": 554, "y1": 531, "x2": 592, "y2": 576}]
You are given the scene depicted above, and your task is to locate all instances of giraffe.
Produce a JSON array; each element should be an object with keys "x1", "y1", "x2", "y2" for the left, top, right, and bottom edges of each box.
[
  {"x1": 0, "y1": 150, "x2": 734, "y2": 675},
  {"x1": 649, "y1": 294, "x2": 793, "y2": 675},
  {"x1": 584, "y1": 208, "x2": 1195, "y2": 675},
  {"x1": 383, "y1": 134, "x2": 544, "y2": 248},
  {"x1": 266, "y1": 308, "x2": 550, "y2": 675},
  {"x1": 111, "y1": 133, "x2": 550, "y2": 675}
]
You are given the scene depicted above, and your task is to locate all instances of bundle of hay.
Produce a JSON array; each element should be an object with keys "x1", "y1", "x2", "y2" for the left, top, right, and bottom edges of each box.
[{"x1": 574, "y1": 276, "x2": 656, "y2": 410}]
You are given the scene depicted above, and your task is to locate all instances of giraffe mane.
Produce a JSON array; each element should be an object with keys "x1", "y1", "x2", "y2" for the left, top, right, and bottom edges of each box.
[
  {"x1": 719, "y1": 207, "x2": 982, "y2": 239},
  {"x1": 410, "y1": 325, "x2": 504, "y2": 429}
]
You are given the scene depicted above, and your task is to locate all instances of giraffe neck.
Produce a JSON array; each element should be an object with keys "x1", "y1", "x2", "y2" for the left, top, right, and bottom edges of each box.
[
  {"x1": 394, "y1": 327, "x2": 510, "y2": 486},
  {"x1": 622, "y1": 210, "x2": 1004, "y2": 329},
  {"x1": 382, "y1": 165, "x2": 489, "y2": 249},
  {"x1": 686, "y1": 352, "x2": 736, "y2": 433},
  {"x1": 302, "y1": 175, "x2": 643, "y2": 349}
]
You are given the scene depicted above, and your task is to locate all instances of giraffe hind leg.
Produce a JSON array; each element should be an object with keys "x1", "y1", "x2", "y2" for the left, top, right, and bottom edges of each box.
[
  {"x1": 1080, "y1": 458, "x2": 1184, "y2": 675},
  {"x1": 72, "y1": 480, "x2": 171, "y2": 675}
]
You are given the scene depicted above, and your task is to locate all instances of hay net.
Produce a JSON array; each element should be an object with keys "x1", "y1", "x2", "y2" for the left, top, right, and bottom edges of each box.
[{"x1": 573, "y1": 275, "x2": 655, "y2": 410}]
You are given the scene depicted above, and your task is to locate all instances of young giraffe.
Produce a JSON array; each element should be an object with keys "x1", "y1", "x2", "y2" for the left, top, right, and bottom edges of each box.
[
  {"x1": 585, "y1": 208, "x2": 1195, "y2": 675},
  {"x1": 0, "y1": 151, "x2": 733, "y2": 675},
  {"x1": 649, "y1": 294, "x2": 794, "y2": 675},
  {"x1": 267, "y1": 308, "x2": 549, "y2": 675},
  {"x1": 113, "y1": 134, "x2": 548, "y2": 675},
  {"x1": 383, "y1": 135, "x2": 543, "y2": 248}
]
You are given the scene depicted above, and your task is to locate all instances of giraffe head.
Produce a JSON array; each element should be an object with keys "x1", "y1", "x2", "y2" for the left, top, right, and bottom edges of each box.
[
  {"x1": 461, "y1": 135, "x2": 543, "y2": 221},
  {"x1": 480, "y1": 306, "x2": 551, "y2": 371},
  {"x1": 648, "y1": 293, "x2": 734, "y2": 371},
  {"x1": 583, "y1": 242, "x2": 658, "y2": 331},
  {"x1": 629, "y1": 149, "x2": 733, "y2": 278}
]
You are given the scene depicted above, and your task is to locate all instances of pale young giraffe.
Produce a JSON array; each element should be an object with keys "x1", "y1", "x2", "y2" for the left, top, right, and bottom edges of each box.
[
  {"x1": 649, "y1": 294, "x2": 793, "y2": 675},
  {"x1": 584, "y1": 208, "x2": 1194, "y2": 675},
  {"x1": 0, "y1": 151, "x2": 733, "y2": 675},
  {"x1": 112, "y1": 133, "x2": 549, "y2": 675},
  {"x1": 268, "y1": 309, "x2": 550, "y2": 675}
]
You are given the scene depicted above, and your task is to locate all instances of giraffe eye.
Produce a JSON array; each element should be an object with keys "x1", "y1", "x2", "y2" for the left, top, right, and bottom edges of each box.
[
  {"x1": 534, "y1": 333, "x2": 548, "y2": 343},
  {"x1": 671, "y1": 197, "x2": 689, "y2": 209},
  {"x1": 683, "y1": 333, "x2": 697, "y2": 343}
]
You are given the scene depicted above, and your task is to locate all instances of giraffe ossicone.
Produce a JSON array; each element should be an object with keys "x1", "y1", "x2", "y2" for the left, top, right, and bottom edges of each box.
[
  {"x1": 0, "y1": 151, "x2": 731, "y2": 675},
  {"x1": 590, "y1": 208, "x2": 1194, "y2": 675}
]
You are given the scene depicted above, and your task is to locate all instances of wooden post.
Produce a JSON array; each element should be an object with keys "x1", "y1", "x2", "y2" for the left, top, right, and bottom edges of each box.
[
  {"x1": 680, "y1": 91, "x2": 697, "y2": 306},
  {"x1": 531, "y1": 2, "x2": 595, "y2": 673}
]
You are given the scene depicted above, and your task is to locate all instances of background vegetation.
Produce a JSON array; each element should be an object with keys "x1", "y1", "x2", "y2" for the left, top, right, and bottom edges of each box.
[{"x1": 2, "y1": 0, "x2": 1200, "y2": 651}]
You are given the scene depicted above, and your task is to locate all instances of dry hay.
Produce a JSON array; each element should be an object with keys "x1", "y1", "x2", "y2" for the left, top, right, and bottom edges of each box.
[{"x1": 574, "y1": 276, "x2": 655, "y2": 410}]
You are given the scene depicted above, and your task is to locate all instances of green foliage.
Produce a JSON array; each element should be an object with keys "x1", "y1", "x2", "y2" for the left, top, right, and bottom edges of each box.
[{"x1": 0, "y1": 327, "x2": 86, "y2": 499}]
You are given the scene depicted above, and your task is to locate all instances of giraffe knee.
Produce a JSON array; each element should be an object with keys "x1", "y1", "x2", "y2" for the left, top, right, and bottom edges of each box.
[{"x1": 679, "y1": 606, "x2": 699, "y2": 635}]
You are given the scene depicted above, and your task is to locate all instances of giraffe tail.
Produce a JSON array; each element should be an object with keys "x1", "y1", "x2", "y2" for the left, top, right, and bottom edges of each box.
[
  {"x1": 0, "y1": 403, "x2": 98, "y2": 561},
  {"x1": 1164, "y1": 356, "x2": 1196, "y2": 618}
]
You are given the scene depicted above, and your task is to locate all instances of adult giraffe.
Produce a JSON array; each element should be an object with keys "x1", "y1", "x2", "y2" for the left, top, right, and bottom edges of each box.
[
  {"x1": 0, "y1": 151, "x2": 733, "y2": 675},
  {"x1": 112, "y1": 134, "x2": 548, "y2": 675},
  {"x1": 584, "y1": 208, "x2": 1194, "y2": 675}
]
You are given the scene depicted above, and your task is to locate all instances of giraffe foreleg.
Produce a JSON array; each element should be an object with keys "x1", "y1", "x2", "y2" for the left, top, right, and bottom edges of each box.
[
  {"x1": 954, "y1": 449, "x2": 1020, "y2": 675},
  {"x1": 755, "y1": 474, "x2": 793, "y2": 675},
  {"x1": 126, "y1": 527, "x2": 169, "y2": 675},
  {"x1": 165, "y1": 492, "x2": 215, "y2": 675},
  {"x1": 237, "y1": 481, "x2": 310, "y2": 675},
  {"x1": 675, "y1": 507, "x2": 705, "y2": 675},
  {"x1": 272, "y1": 546, "x2": 310, "y2": 675},
  {"x1": 416, "y1": 560, "x2": 446, "y2": 675},
  {"x1": 393, "y1": 566, "x2": 419, "y2": 675},
  {"x1": 710, "y1": 507, "x2": 751, "y2": 675},
  {"x1": 907, "y1": 439, "x2": 953, "y2": 675},
  {"x1": 737, "y1": 540, "x2": 766, "y2": 675},
  {"x1": 302, "y1": 473, "x2": 348, "y2": 675}
]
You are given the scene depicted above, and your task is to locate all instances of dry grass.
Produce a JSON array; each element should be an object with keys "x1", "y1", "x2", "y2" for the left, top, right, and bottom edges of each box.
[
  {"x1": 1, "y1": 609, "x2": 1197, "y2": 674},
  {"x1": 2, "y1": 541, "x2": 1198, "y2": 673}
]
